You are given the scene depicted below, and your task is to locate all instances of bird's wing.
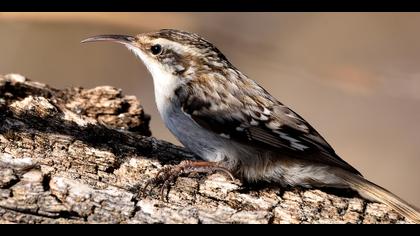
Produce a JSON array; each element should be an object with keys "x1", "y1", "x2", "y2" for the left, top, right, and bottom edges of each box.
[{"x1": 176, "y1": 79, "x2": 361, "y2": 176}]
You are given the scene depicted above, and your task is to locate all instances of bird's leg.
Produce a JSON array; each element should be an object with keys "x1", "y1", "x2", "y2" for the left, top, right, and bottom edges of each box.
[{"x1": 141, "y1": 160, "x2": 235, "y2": 201}]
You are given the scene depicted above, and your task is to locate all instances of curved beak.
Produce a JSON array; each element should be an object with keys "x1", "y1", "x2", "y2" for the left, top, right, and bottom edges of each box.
[{"x1": 81, "y1": 34, "x2": 136, "y2": 45}]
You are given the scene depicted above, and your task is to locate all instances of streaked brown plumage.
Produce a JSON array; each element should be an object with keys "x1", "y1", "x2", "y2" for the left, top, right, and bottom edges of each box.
[{"x1": 82, "y1": 29, "x2": 420, "y2": 223}]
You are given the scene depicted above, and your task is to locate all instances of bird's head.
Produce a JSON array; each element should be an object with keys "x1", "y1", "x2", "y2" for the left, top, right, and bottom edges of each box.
[{"x1": 81, "y1": 29, "x2": 232, "y2": 81}]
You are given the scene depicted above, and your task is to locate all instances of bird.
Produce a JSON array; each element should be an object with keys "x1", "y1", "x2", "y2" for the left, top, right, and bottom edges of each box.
[{"x1": 82, "y1": 29, "x2": 420, "y2": 223}]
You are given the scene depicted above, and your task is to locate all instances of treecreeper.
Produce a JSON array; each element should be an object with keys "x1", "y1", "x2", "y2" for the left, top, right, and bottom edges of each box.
[{"x1": 81, "y1": 29, "x2": 420, "y2": 223}]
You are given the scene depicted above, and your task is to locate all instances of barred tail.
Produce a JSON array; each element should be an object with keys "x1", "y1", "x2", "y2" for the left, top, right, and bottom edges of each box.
[{"x1": 340, "y1": 172, "x2": 420, "y2": 223}]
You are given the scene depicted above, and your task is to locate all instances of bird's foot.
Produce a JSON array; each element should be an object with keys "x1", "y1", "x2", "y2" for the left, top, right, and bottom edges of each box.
[{"x1": 141, "y1": 160, "x2": 234, "y2": 201}]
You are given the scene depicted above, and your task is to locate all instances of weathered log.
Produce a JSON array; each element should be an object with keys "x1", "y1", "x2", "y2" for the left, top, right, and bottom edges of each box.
[{"x1": 0, "y1": 74, "x2": 412, "y2": 224}]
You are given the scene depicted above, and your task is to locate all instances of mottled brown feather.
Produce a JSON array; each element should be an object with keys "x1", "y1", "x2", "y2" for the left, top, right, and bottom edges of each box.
[{"x1": 175, "y1": 72, "x2": 362, "y2": 176}]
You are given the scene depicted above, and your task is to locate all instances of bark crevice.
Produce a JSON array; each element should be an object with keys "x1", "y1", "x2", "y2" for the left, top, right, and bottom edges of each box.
[{"x1": 0, "y1": 74, "x2": 412, "y2": 224}]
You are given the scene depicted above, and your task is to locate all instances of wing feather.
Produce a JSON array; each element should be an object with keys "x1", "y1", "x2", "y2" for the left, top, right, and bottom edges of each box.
[{"x1": 176, "y1": 77, "x2": 362, "y2": 176}]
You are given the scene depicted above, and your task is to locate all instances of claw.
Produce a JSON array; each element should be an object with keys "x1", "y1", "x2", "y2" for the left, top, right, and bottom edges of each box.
[
  {"x1": 141, "y1": 165, "x2": 170, "y2": 197},
  {"x1": 141, "y1": 179, "x2": 153, "y2": 197},
  {"x1": 140, "y1": 161, "x2": 235, "y2": 201},
  {"x1": 213, "y1": 166, "x2": 235, "y2": 181}
]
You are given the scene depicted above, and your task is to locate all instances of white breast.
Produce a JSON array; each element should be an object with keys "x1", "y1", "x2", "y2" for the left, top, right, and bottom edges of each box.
[
  {"x1": 149, "y1": 68, "x2": 179, "y2": 119},
  {"x1": 126, "y1": 45, "x2": 237, "y2": 165}
]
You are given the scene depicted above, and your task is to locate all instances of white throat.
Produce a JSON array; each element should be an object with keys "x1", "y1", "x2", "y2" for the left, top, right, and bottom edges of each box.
[{"x1": 126, "y1": 45, "x2": 179, "y2": 118}]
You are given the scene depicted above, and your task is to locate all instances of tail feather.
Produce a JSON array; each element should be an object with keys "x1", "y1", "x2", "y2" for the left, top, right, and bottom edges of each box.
[{"x1": 340, "y1": 172, "x2": 420, "y2": 224}]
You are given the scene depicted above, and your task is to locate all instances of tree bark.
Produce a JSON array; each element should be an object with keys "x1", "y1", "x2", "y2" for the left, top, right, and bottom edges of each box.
[{"x1": 0, "y1": 74, "x2": 412, "y2": 224}]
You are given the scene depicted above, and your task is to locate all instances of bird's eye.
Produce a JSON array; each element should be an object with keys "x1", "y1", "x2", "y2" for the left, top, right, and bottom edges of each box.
[{"x1": 150, "y1": 44, "x2": 162, "y2": 55}]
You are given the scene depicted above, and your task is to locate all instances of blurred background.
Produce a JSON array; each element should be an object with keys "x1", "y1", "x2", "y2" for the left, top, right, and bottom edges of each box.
[{"x1": 0, "y1": 12, "x2": 419, "y2": 206}]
